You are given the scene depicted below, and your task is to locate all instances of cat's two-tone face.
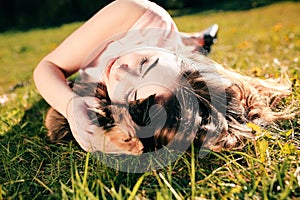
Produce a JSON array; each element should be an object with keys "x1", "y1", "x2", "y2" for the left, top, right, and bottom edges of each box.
[{"x1": 89, "y1": 124, "x2": 143, "y2": 155}]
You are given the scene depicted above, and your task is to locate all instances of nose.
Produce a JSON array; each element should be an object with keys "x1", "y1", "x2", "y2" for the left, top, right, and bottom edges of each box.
[
  {"x1": 120, "y1": 64, "x2": 129, "y2": 69},
  {"x1": 113, "y1": 64, "x2": 129, "y2": 81},
  {"x1": 113, "y1": 64, "x2": 141, "y2": 82}
]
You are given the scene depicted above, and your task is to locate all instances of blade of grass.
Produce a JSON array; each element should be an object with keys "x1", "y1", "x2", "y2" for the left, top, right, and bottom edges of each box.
[
  {"x1": 0, "y1": 185, "x2": 6, "y2": 200},
  {"x1": 33, "y1": 177, "x2": 53, "y2": 194},
  {"x1": 82, "y1": 152, "x2": 90, "y2": 188},
  {"x1": 158, "y1": 172, "x2": 183, "y2": 200},
  {"x1": 97, "y1": 180, "x2": 108, "y2": 200},
  {"x1": 127, "y1": 173, "x2": 149, "y2": 200},
  {"x1": 190, "y1": 144, "x2": 195, "y2": 200}
]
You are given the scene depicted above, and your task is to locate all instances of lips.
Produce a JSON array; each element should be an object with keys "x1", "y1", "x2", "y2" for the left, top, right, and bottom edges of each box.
[{"x1": 106, "y1": 57, "x2": 119, "y2": 77}]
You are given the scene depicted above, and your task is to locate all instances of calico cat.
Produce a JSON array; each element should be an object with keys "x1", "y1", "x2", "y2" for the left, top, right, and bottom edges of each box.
[{"x1": 45, "y1": 81, "x2": 144, "y2": 155}]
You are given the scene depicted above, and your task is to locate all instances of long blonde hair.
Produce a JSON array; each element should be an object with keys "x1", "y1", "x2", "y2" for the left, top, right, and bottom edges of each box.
[{"x1": 150, "y1": 52, "x2": 297, "y2": 151}]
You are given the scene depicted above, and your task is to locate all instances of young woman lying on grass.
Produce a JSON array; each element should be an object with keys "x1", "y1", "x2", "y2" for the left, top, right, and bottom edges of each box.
[{"x1": 34, "y1": 0, "x2": 297, "y2": 155}]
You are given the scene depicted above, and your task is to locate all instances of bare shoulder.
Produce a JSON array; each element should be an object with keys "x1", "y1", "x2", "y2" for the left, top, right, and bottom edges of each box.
[
  {"x1": 113, "y1": 0, "x2": 150, "y2": 9},
  {"x1": 42, "y1": 0, "x2": 148, "y2": 74},
  {"x1": 100, "y1": 0, "x2": 148, "y2": 21},
  {"x1": 85, "y1": 0, "x2": 148, "y2": 34}
]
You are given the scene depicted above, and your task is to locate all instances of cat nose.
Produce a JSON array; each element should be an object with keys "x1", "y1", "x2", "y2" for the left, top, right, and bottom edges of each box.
[{"x1": 132, "y1": 137, "x2": 144, "y2": 152}]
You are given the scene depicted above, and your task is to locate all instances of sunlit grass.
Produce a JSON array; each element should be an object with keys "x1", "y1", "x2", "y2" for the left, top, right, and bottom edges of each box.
[
  {"x1": 0, "y1": 1, "x2": 299, "y2": 199},
  {"x1": 0, "y1": 22, "x2": 81, "y2": 93}
]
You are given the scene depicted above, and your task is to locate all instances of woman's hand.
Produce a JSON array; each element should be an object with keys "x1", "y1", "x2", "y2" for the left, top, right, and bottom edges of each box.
[
  {"x1": 65, "y1": 95, "x2": 144, "y2": 155},
  {"x1": 66, "y1": 96, "x2": 101, "y2": 151}
]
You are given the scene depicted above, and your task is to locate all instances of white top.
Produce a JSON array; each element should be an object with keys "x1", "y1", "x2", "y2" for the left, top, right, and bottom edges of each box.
[{"x1": 79, "y1": 0, "x2": 184, "y2": 82}]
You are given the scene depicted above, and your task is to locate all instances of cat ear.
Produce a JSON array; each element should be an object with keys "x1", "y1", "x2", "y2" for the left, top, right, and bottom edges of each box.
[
  {"x1": 95, "y1": 82, "x2": 109, "y2": 101},
  {"x1": 128, "y1": 94, "x2": 156, "y2": 126}
]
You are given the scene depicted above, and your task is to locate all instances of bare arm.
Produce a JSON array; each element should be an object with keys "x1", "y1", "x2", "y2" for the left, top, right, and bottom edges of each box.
[{"x1": 33, "y1": 0, "x2": 147, "y2": 118}]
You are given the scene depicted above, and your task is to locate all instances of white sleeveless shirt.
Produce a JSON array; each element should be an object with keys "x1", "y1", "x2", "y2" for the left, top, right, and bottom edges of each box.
[{"x1": 79, "y1": 0, "x2": 183, "y2": 82}]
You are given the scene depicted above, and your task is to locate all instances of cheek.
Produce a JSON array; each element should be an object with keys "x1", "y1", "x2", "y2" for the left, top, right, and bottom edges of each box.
[
  {"x1": 115, "y1": 54, "x2": 140, "y2": 71},
  {"x1": 144, "y1": 70, "x2": 178, "y2": 86},
  {"x1": 107, "y1": 79, "x2": 133, "y2": 103}
]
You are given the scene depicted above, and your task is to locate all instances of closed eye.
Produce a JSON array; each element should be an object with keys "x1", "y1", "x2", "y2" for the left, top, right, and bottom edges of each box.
[
  {"x1": 142, "y1": 58, "x2": 159, "y2": 78},
  {"x1": 139, "y1": 57, "x2": 148, "y2": 74}
]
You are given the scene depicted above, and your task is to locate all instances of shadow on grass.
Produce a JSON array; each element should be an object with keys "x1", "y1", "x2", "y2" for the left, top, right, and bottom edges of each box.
[
  {"x1": 0, "y1": 99, "x2": 147, "y2": 197},
  {"x1": 0, "y1": 99, "x2": 56, "y2": 198},
  {"x1": 1, "y1": 99, "x2": 49, "y2": 140},
  {"x1": 0, "y1": 98, "x2": 229, "y2": 198}
]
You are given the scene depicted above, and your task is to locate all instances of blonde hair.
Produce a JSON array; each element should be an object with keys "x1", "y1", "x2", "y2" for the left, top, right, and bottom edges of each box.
[{"x1": 150, "y1": 53, "x2": 297, "y2": 151}]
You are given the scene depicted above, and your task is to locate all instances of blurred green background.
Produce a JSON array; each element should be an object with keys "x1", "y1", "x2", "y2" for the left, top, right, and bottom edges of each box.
[{"x1": 1, "y1": 0, "x2": 299, "y2": 32}]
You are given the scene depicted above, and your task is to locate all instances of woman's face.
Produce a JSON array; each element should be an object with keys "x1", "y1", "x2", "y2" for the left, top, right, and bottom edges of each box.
[{"x1": 104, "y1": 49, "x2": 181, "y2": 104}]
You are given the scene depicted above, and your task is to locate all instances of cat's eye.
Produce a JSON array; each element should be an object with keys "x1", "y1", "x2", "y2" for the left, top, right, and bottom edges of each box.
[{"x1": 123, "y1": 137, "x2": 132, "y2": 142}]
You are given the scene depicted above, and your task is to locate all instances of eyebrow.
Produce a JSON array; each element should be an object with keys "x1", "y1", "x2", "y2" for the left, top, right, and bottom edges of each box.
[{"x1": 141, "y1": 58, "x2": 159, "y2": 78}]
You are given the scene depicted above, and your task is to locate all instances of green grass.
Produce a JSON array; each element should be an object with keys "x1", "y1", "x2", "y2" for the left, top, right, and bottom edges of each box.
[{"x1": 1, "y1": 1, "x2": 300, "y2": 199}]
